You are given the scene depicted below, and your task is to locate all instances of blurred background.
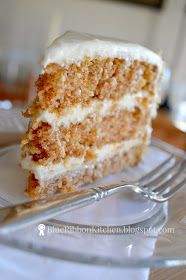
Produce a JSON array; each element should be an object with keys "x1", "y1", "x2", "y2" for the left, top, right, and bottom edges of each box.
[{"x1": 0, "y1": 0, "x2": 185, "y2": 148}]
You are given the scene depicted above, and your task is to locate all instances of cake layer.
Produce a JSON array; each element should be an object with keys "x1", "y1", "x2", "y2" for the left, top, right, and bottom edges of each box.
[
  {"x1": 22, "y1": 138, "x2": 144, "y2": 182},
  {"x1": 42, "y1": 31, "x2": 163, "y2": 71},
  {"x1": 24, "y1": 57, "x2": 159, "y2": 118},
  {"x1": 25, "y1": 141, "x2": 146, "y2": 198},
  {"x1": 22, "y1": 103, "x2": 151, "y2": 165}
]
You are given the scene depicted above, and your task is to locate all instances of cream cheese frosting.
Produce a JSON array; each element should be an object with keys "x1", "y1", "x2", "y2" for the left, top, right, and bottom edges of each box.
[
  {"x1": 42, "y1": 31, "x2": 163, "y2": 73},
  {"x1": 36, "y1": 91, "x2": 153, "y2": 128}
]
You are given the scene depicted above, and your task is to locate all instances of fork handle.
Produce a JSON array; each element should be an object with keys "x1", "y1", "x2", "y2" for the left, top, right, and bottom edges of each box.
[{"x1": 0, "y1": 182, "x2": 133, "y2": 234}]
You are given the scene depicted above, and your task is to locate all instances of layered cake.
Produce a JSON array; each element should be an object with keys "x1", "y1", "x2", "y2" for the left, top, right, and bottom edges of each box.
[{"x1": 21, "y1": 31, "x2": 163, "y2": 198}]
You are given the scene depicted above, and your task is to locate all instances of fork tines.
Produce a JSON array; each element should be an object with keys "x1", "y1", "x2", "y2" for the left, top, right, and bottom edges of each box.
[{"x1": 138, "y1": 155, "x2": 186, "y2": 202}]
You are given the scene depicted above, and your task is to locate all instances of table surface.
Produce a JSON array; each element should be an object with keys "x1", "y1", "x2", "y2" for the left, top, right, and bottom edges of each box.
[{"x1": 152, "y1": 110, "x2": 186, "y2": 151}]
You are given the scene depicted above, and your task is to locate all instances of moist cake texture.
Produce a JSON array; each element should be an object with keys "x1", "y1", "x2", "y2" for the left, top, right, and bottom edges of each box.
[{"x1": 21, "y1": 31, "x2": 163, "y2": 198}]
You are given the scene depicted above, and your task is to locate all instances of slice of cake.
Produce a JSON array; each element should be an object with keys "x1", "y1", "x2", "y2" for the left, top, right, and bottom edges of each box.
[{"x1": 21, "y1": 31, "x2": 163, "y2": 198}]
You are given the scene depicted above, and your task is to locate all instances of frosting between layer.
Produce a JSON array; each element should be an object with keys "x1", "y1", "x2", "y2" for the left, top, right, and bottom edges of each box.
[
  {"x1": 22, "y1": 138, "x2": 142, "y2": 182},
  {"x1": 36, "y1": 91, "x2": 156, "y2": 128}
]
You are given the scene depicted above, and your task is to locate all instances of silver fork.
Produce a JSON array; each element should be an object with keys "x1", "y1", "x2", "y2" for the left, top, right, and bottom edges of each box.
[{"x1": 0, "y1": 155, "x2": 185, "y2": 234}]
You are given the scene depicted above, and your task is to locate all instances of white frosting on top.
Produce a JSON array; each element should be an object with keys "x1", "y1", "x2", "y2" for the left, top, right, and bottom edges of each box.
[
  {"x1": 42, "y1": 31, "x2": 163, "y2": 72},
  {"x1": 21, "y1": 138, "x2": 141, "y2": 182}
]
